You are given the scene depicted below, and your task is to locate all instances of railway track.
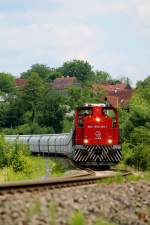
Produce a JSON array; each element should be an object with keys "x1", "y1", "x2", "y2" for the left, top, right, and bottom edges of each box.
[{"x1": 0, "y1": 168, "x2": 131, "y2": 195}]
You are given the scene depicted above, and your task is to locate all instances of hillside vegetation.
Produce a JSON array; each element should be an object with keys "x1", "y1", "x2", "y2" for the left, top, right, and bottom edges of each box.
[{"x1": 0, "y1": 60, "x2": 149, "y2": 171}]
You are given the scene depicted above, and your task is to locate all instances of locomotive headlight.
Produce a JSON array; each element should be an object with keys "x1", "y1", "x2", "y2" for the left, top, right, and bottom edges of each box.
[
  {"x1": 108, "y1": 139, "x2": 112, "y2": 144},
  {"x1": 84, "y1": 139, "x2": 88, "y2": 144},
  {"x1": 96, "y1": 117, "x2": 100, "y2": 122}
]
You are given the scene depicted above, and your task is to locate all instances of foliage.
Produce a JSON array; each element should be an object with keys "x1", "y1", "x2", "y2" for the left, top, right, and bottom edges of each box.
[
  {"x1": 0, "y1": 136, "x2": 30, "y2": 172},
  {"x1": 27, "y1": 199, "x2": 41, "y2": 222},
  {"x1": 93, "y1": 71, "x2": 112, "y2": 83},
  {"x1": 0, "y1": 73, "x2": 65, "y2": 133},
  {"x1": 69, "y1": 211, "x2": 85, "y2": 225},
  {"x1": 52, "y1": 159, "x2": 66, "y2": 176},
  {"x1": 0, "y1": 154, "x2": 66, "y2": 182},
  {"x1": 38, "y1": 90, "x2": 65, "y2": 132},
  {"x1": 95, "y1": 218, "x2": 117, "y2": 225},
  {"x1": 120, "y1": 76, "x2": 132, "y2": 86},
  {"x1": 68, "y1": 211, "x2": 117, "y2": 225},
  {"x1": 0, "y1": 72, "x2": 15, "y2": 93},
  {"x1": 2, "y1": 123, "x2": 54, "y2": 135},
  {"x1": 18, "y1": 72, "x2": 45, "y2": 123},
  {"x1": 119, "y1": 76, "x2": 150, "y2": 171},
  {"x1": 0, "y1": 136, "x2": 10, "y2": 168},
  {"x1": 122, "y1": 143, "x2": 150, "y2": 171},
  {"x1": 58, "y1": 59, "x2": 94, "y2": 82},
  {"x1": 63, "y1": 117, "x2": 74, "y2": 133},
  {"x1": 97, "y1": 172, "x2": 141, "y2": 184},
  {"x1": 66, "y1": 84, "x2": 105, "y2": 110},
  {"x1": 21, "y1": 64, "x2": 54, "y2": 80},
  {"x1": 46, "y1": 69, "x2": 61, "y2": 81},
  {"x1": 0, "y1": 97, "x2": 25, "y2": 128},
  {"x1": 48, "y1": 202, "x2": 57, "y2": 225},
  {"x1": 0, "y1": 62, "x2": 150, "y2": 172}
]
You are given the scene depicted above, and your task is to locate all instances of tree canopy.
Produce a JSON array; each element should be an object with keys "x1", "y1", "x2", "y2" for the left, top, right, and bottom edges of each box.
[
  {"x1": 119, "y1": 76, "x2": 150, "y2": 170},
  {"x1": 58, "y1": 59, "x2": 94, "y2": 82},
  {"x1": 21, "y1": 64, "x2": 61, "y2": 81},
  {"x1": 0, "y1": 73, "x2": 15, "y2": 93}
]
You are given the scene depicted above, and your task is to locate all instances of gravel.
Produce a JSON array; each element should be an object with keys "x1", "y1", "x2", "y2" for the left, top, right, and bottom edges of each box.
[{"x1": 0, "y1": 180, "x2": 149, "y2": 225}]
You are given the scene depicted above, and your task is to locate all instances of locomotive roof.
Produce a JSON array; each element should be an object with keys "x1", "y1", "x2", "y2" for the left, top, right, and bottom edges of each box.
[
  {"x1": 78, "y1": 103, "x2": 116, "y2": 110},
  {"x1": 83, "y1": 103, "x2": 106, "y2": 107}
]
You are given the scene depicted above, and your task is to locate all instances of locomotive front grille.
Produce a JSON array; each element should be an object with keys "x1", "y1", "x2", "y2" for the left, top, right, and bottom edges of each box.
[{"x1": 74, "y1": 145, "x2": 122, "y2": 164}]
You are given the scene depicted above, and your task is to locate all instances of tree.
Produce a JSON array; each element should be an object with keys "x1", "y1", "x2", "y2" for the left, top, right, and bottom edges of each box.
[
  {"x1": 66, "y1": 84, "x2": 105, "y2": 110},
  {"x1": 0, "y1": 96, "x2": 25, "y2": 128},
  {"x1": 45, "y1": 69, "x2": 61, "y2": 81},
  {"x1": 0, "y1": 73, "x2": 15, "y2": 93},
  {"x1": 136, "y1": 76, "x2": 150, "y2": 103},
  {"x1": 119, "y1": 76, "x2": 150, "y2": 170},
  {"x1": 18, "y1": 72, "x2": 45, "y2": 123},
  {"x1": 119, "y1": 76, "x2": 132, "y2": 86},
  {"x1": 94, "y1": 71, "x2": 112, "y2": 83},
  {"x1": 58, "y1": 59, "x2": 94, "y2": 82},
  {"x1": 21, "y1": 64, "x2": 60, "y2": 81},
  {"x1": 38, "y1": 90, "x2": 65, "y2": 132}
]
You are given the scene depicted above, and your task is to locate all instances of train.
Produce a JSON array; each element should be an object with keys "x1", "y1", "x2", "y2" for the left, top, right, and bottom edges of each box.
[{"x1": 5, "y1": 103, "x2": 122, "y2": 167}]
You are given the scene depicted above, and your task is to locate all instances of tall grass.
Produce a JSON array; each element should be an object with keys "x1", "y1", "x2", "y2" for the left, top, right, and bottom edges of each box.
[{"x1": 0, "y1": 136, "x2": 65, "y2": 182}]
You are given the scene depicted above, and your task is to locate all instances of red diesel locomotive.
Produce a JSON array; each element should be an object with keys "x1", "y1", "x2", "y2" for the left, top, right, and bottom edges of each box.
[{"x1": 73, "y1": 103, "x2": 121, "y2": 166}]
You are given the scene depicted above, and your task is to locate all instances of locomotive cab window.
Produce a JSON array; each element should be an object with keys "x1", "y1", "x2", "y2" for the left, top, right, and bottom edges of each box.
[
  {"x1": 102, "y1": 108, "x2": 117, "y2": 128},
  {"x1": 78, "y1": 107, "x2": 92, "y2": 127}
]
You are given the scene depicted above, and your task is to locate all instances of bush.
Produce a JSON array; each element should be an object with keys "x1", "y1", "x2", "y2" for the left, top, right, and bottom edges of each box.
[
  {"x1": 2, "y1": 123, "x2": 54, "y2": 135},
  {"x1": 0, "y1": 136, "x2": 30, "y2": 172},
  {"x1": 69, "y1": 211, "x2": 85, "y2": 225},
  {"x1": 63, "y1": 117, "x2": 74, "y2": 133},
  {"x1": 0, "y1": 136, "x2": 10, "y2": 168},
  {"x1": 122, "y1": 142, "x2": 150, "y2": 171}
]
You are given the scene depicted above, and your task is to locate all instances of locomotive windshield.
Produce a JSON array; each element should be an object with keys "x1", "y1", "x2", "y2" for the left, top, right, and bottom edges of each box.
[
  {"x1": 78, "y1": 107, "x2": 92, "y2": 116},
  {"x1": 102, "y1": 107, "x2": 117, "y2": 127},
  {"x1": 78, "y1": 107, "x2": 92, "y2": 127}
]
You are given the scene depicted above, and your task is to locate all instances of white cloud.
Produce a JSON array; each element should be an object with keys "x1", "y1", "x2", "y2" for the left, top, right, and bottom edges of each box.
[
  {"x1": 0, "y1": 0, "x2": 149, "y2": 83},
  {"x1": 134, "y1": 0, "x2": 150, "y2": 27},
  {"x1": 55, "y1": 0, "x2": 128, "y2": 15}
]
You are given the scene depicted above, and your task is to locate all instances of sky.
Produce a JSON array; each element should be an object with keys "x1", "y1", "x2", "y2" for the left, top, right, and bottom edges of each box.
[{"x1": 0, "y1": 0, "x2": 150, "y2": 84}]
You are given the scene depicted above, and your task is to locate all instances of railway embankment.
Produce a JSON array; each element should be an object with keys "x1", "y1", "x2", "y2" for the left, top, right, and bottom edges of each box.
[{"x1": 0, "y1": 179, "x2": 149, "y2": 225}]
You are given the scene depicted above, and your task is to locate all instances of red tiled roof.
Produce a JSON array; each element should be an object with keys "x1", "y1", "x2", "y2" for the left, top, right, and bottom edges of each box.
[
  {"x1": 15, "y1": 78, "x2": 26, "y2": 87},
  {"x1": 107, "y1": 90, "x2": 133, "y2": 107},
  {"x1": 93, "y1": 82, "x2": 133, "y2": 107},
  {"x1": 94, "y1": 82, "x2": 131, "y2": 92},
  {"x1": 53, "y1": 77, "x2": 80, "y2": 90}
]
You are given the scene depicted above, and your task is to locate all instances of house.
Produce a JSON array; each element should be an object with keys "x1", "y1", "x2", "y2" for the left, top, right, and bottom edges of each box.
[
  {"x1": 15, "y1": 78, "x2": 26, "y2": 87},
  {"x1": 93, "y1": 82, "x2": 133, "y2": 108},
  {"x1": 53, "y1": 76, "x2": 81, "y2": 91}
]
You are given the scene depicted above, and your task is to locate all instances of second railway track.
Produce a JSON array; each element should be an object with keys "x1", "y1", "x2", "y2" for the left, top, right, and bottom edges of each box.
[{"x1": 0, "y1": 169, "x2": 131, "y2": 195}]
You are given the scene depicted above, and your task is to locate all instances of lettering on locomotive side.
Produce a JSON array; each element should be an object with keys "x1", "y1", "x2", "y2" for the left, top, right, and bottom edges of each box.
[{"x1": 87, "y1": 125, "x2": 108, "y2": 128}]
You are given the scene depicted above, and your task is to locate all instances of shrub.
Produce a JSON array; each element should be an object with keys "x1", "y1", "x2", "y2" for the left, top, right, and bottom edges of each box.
[
  {"x1": 69, "y1": 211, "x2": 85, "y2": 225},
  {"x1": 0, "y1": 136, "x2": 10, "y2": 168},
  {"x1": 2, "y1": 123, "x2": 54, "y2": 135},
  {"x1": 122, "y1": 142, "x2": 150, "y2": 171},
  {"x1": 0, "y1": 136, "x2": 30, "y2": 172}
]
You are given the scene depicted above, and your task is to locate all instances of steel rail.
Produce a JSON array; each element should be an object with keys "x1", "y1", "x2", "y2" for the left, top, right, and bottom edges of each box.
[{"x1": 0, "y1": 169, "x2": 131, "y2": 194}]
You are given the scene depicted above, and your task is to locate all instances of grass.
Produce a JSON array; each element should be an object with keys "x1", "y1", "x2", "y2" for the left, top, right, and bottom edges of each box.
[
  {"x1": 48, "y1": 202, "x2": 57, "y2": 225},
  {"x1": 95, "y1": 217, "x2": 117, "y2": 225},
  {"x1": 97, "y1": 172, "x2": 150, "y2": 185},
  {"x1": 26, "y1": 202, "x2": 117, "y2": 225},
  {"x1": 0, "y1": 156, "x2": 65, "y2": 183},
  {"x1": 69, "y1": 211, "x2": 86, "y2": 225},
  {"x1": 27, "y1": 199, "x2": 41, "y2": 222},
  {"x1": 97, "y1": 175, "x2": 142, "y2": 184},
  {"x1": 68, "y1": 211, "x2": 117, "y2": 225}
]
